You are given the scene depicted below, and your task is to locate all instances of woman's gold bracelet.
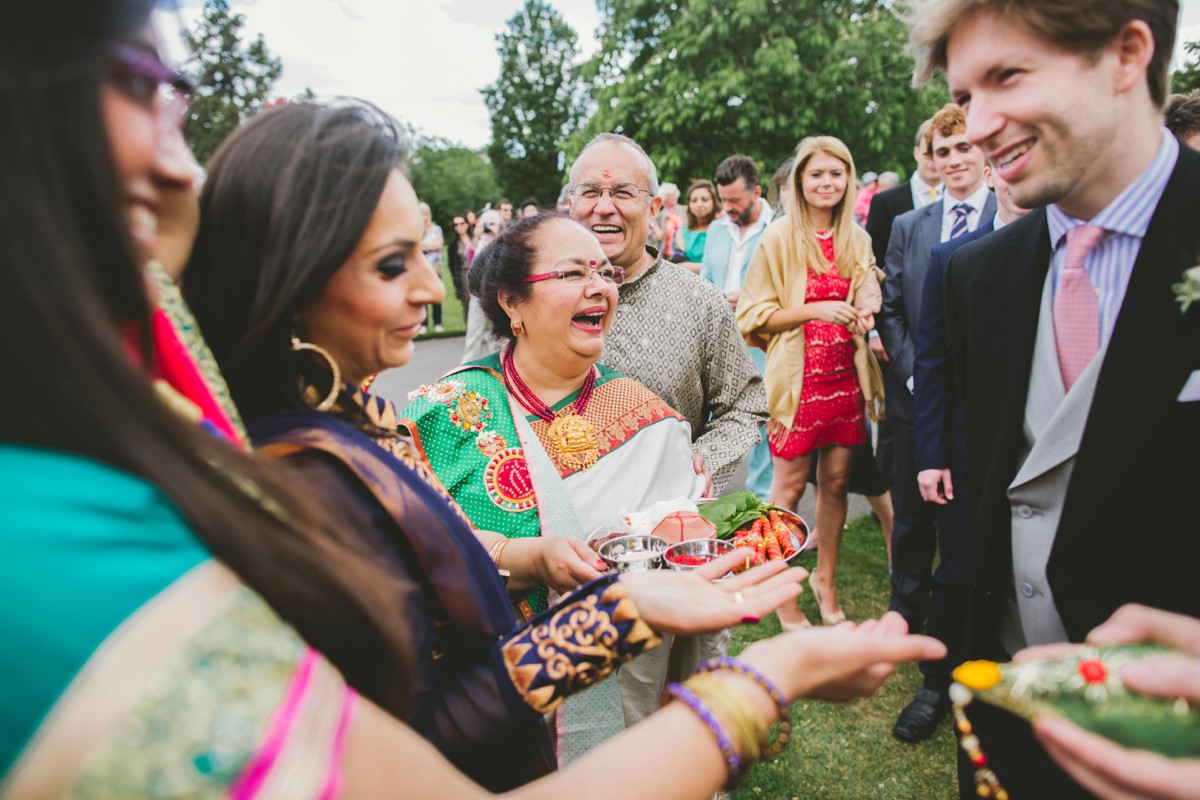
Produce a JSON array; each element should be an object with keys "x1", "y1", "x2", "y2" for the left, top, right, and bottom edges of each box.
[{"x1": 488, "y1": 536, "x2": 511, "y2": 567}]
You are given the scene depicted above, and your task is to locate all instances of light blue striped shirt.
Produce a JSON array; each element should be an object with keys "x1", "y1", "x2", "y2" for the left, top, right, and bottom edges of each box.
[{"x1": 1047, "y1": 129, "x2": 1179, "y2": 347}]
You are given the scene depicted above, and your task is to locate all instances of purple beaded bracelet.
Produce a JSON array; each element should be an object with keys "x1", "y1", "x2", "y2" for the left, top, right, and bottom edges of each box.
[
  {"x1": 697, "y1": 656, "x2": 792, "y2": 758},
  {"x1": 662, "y1": 681, "x2": 742, "y2": 785}
]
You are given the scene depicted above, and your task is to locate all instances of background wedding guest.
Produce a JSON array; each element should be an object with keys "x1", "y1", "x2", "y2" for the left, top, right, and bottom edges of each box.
[
  {"x1": 702, "y1": 155, "x2": 776, "y2": 501},
  {"x1": 518, "y1": 197, "x2": 541, "y2": 219},
  {"x1": 419, "y1": 201, "x2": 445, "y2": 333},
  {"x1": 675, "y1": 179, "x2": 719, "y2": 273},
  {"x1": 768, "y1": 157, "x2": 795, "y2": 215},
  {"x1": 1164, "y1": 89, "x2": 1200, "y2": 150},
  {"x1": 447, "y1": 211, "x2": 473, "y2": 315},
  {"x1": 878, "y1": 102, "x2": 995, "y2": 742},
  {"x1": 737, "y1": 136, "x2": 884, "y2": 630}
]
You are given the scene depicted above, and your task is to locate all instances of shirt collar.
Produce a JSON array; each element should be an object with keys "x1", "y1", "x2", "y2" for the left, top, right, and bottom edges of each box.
[
  {"x1": 911, "y1": 174, "x2": 940, "y2": 196},
  {"x1": 1047, "y1": 128, "x2": 1179, "y2": 249},
  {"x1": 714, "y1": 198, "x2": 774, "y2": 238},
  {"x1": 620, "y1": 246, "x2": 664, "y2": 288},
  {"x1": 942, "y1": 182, "x2": 991, "y2": 216}
]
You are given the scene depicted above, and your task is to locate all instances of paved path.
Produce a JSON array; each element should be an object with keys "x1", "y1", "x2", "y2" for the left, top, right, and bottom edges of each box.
[{"x1": 372, "y1": 336, "x2": 873, "y2": 535}]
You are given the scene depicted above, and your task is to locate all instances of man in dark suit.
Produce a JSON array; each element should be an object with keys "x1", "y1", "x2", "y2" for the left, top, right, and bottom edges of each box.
[
  {"x1": 864, "y1": 119, "x2": 942, "y2": 485},
  {"x1": 879, "y1": 102, "x2": 995, "y2": 742},
  {"x1": 898, "y1": 168, "x2": 1028, "y2": 745},
  {"x1": 907, "y1": 0, "x2": 1199, "y2": 795}
]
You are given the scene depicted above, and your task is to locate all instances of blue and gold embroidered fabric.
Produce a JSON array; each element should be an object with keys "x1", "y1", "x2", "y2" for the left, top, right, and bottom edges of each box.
[{"x1": 501, "y1": 575, "x2": 661, "y2": 714}]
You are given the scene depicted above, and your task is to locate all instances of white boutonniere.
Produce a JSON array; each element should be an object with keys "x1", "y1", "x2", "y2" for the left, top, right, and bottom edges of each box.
[{"x1": 1175, "y1": 264, "x2": 1200, "y2": 312}]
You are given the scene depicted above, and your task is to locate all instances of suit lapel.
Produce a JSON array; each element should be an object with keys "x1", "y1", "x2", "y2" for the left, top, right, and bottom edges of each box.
[
  {"x1": 967, "y1": 211, "x2": 1051, "y2": 555},
  {"x1": 979, "y1": 192, "x2": 998, "y2": 228},
  {"x1": 1056, "y1": 149, "x2": 1200, "y2": 552},
  {"x1": 918, "y1": 202, "x2": 942, "y2": 257}
]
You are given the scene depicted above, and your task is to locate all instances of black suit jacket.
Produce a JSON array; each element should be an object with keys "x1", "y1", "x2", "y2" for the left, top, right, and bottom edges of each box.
[
  {"x1": 865, "y1": 183, "x2": 915, "y2": 271},
  {"x1": 944, "y1": 144, "x2": 1200, "y2": 657}
]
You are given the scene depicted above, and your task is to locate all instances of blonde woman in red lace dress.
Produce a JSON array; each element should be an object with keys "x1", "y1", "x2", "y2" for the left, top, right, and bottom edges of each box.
[{"x1": 736, "y1": 136, "x2": 884, "y2": 629}]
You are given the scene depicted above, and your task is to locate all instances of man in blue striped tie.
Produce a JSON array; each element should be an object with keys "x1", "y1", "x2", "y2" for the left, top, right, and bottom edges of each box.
[{"x1": 878, "y1": 101, "x2": 995, "y2": 744}]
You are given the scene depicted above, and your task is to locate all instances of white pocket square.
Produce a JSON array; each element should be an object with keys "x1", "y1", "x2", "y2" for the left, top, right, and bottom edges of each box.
[{"x1": 1179, "y1": 369, "x2": 1200, "y2": 402}]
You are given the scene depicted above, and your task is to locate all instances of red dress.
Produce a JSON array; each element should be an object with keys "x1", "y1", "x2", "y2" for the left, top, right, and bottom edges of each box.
[{"x1": 768, "y1": 236, "x2": 866, "y2": 459}]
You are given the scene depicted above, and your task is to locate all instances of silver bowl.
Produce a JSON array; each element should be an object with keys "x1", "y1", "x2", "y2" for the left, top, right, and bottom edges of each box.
[
  {"x1": 663, "y1": 538, "x2": 736, "y2": 572},
  {"x1": 598, "y1": 534, "x2": 668, "y2": 573},
  {"x1": 586, "y1": 522, "x2": 631, "y2": 553}
]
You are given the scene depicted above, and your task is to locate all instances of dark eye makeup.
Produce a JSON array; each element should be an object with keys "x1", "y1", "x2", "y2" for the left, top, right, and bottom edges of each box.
[{"x1": 377, "y1": 254, "x2": 407, "y2": 278}]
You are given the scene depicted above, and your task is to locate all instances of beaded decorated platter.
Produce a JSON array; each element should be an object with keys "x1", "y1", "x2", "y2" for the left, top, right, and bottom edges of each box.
[{"x1": 952, "y1": 644, "x2": 1200, "y2": 758}]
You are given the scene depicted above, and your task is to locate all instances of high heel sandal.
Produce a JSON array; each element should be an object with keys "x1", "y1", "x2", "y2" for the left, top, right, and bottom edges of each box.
[
  {"x1": 779, "y1": 614, "x2": 812, "y2": 631},
  {"x1": 808, "y1": 570, "x2": 846, "y2": 625}
]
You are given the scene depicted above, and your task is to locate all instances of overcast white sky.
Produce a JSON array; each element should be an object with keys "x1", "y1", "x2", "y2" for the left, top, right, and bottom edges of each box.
[
  {"x1": 158, "y1": 0, "x2": 603, "y2": 149},
  {"x1": 159, "y1": 0, "x2": 1199, "y2": 151}
]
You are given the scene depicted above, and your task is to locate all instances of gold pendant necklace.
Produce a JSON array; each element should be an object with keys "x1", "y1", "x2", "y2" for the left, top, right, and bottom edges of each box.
[{"x1": 548, "y1": 411, "x2": 600, "y2": 471}]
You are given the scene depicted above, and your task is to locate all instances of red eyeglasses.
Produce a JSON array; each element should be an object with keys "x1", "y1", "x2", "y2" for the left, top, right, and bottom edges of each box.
[{"x1": 523, "y1": 264, "x2": 625, "y2": 286}]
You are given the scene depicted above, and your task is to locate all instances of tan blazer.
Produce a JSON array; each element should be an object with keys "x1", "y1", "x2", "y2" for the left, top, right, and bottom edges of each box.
[{"x1": 736, "y1": 218, "x2": 884, "y2": 430}]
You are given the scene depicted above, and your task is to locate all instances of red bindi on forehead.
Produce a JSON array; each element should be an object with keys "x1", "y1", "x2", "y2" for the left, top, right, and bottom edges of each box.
[{"x1": 602, "y1": 170, "x2": 613, "y2": 180}]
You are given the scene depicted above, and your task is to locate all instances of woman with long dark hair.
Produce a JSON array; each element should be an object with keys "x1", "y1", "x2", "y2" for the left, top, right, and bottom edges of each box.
[{"x1": 0, "y1": 4, "x2": 940, "y2": 795}]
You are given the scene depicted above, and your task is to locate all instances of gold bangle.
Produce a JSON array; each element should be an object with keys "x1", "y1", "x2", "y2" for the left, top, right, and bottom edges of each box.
[
  {"x1": 683, "y1": 673, "x2": 768, "y2": 765},
  {"x1": 488, "y1": 537, "x2": 511, "y2": 567}
]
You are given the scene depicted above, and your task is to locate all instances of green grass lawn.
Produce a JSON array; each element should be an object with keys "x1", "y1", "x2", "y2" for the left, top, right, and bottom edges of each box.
[{"x1": 730, "y1": 515, "x2": 958, "y2": 800}]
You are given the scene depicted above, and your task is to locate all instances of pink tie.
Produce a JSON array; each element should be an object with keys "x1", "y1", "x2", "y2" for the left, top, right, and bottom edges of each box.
[{"x1": 1053, "y1": 224, "x2": 1106, "y2": 392}]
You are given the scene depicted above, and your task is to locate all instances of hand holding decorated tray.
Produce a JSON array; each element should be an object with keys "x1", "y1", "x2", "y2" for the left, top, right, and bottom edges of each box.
[{"x1": 951, "y1": 643, "x2": 1200, "y2": 798}]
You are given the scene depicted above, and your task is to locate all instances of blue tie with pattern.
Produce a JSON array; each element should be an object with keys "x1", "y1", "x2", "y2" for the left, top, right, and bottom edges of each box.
[{"x1": 949, "y1": 203, "x2": 972, "y2": 240}]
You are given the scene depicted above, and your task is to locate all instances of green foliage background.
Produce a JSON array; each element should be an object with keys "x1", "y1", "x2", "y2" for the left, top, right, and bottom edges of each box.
[
  {"x1": 408, "y1": 138, "x2": 502, "y2": 231},
  {"x1": 1173, "y1": 40, "x2": 1200, "y2": 94},
  {"x1": 182, "y1": 0, "x2": 281, "y2": 165},
  {"x1": 575, "y1": 0, "x2": 949, "y2": 186},
  {"x1": 482, "y1": 0, "x2": 585, "y2": 206}
]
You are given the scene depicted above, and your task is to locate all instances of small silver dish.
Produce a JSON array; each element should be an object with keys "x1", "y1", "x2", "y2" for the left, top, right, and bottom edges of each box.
[
  {"x1": 598, "y1": 534, "x2": 668, "y2": 573},
  {"x1": 663, "y1": 538, "x2": 736, "y2": 572}
]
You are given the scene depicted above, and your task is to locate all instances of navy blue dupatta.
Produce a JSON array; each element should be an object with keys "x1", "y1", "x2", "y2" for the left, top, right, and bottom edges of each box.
[{"x1": 248, "y1": 407, "x2": 515, "y2": 646}]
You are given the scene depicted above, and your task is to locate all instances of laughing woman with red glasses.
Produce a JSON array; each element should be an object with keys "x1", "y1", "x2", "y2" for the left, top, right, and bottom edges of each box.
[{"x1": 403, "y1": 213, "x2": 727, "y2": 760}]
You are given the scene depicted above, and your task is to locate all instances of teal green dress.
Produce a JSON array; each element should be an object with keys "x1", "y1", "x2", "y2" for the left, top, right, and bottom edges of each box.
[
  {"x1": 680, "y1": 226, "x2": 708, "y2": 263},
  {"x1": 0, "y1": 445, "x2": 208, "y2": 775}
]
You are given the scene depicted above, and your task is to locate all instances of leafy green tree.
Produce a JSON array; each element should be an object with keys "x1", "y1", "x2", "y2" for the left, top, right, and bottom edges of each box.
[
  {"x1": 482, "y1": 0, "x2": 584, "y2": 205},
  {"x1": 407, "y1": 138, "x2": 502, "y2": 230},
  {"x1": 1173, "y1": 40, "x2": 1200, "y2": 94},
  {"x1": 576, "y1": 0, "x2": 946, "y2": 186},
  {"x1": 182, "y1": 0, "x2": 282, "y2": 165}
]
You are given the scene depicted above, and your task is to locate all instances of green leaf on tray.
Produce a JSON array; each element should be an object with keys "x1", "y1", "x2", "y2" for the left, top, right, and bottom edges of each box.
[{"x1": 699, "y1": 491, "x2": 769, "y2": 539}]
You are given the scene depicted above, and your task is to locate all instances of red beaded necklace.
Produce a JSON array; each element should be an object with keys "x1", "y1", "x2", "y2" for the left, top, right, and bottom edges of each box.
[
  {"x1": 501, "y1": 342, "x2": 597, "y2": 420},
  {"x1": 501, "y1": 342, "x2": 600, "y2": 470}
]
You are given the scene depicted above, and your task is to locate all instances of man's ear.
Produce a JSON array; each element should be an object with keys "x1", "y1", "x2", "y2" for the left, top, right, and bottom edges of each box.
[{"x1": 1111, "y1": 19, "x2": 1155, "y2": 98}]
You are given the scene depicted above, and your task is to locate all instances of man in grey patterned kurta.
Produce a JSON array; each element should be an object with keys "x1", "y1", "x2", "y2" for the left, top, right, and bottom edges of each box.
[
  {"x1": 568, "y1": 133, "x2": 768, "y2": 731},
  {"x1": 567, "y1": 133, "x2": 767, "y2": 495},
  {"x1": 602, "y1": 246, "x2": 767, "y2": 492}
]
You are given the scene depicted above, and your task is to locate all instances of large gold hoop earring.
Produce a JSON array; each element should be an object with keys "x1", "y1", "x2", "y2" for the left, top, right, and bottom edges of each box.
[{"x1": 290, "y1": 334, "x2": 342, "y2": 412}]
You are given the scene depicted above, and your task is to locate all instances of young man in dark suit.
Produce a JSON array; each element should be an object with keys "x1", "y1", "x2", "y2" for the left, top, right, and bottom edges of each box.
[
  {"x1": 878, "y1": 102, "x2": 996, "y2": 742},
  {"x1": 908, "y1": 0, "x2": 1200, "y2": 795}
]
